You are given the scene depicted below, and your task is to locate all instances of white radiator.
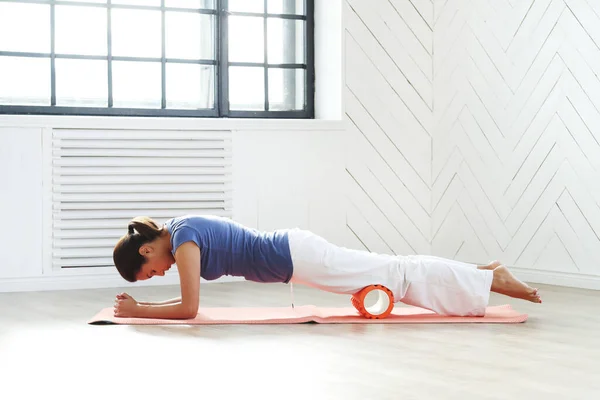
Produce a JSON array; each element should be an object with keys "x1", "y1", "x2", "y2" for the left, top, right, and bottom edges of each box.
[{"x1": 50, "y1": 129, "x2": 232, "y2": 270}]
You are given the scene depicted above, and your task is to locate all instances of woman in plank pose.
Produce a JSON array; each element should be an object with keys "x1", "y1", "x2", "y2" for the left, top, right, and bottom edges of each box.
[{"x1": 112, "y1": 215, "x2": 541, "y2": 319}]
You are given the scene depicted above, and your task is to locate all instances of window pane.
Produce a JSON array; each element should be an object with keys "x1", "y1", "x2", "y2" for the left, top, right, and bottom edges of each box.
[
  {"x1": 166, "y1": 64, "x2": 213, "y2": 109},
  {"x1": 112, "y1": 9, "x2": 161, "y2": 58},
  {"x1": 228, "y1": 16, "x2": 264, "y2": 63},
  {"x1": 267, "y1": 0, "x2": 304, "y2": 15},
  {"x1": 268, "y1": 68, "x2": 304, "y2": 111},
  {"x1": 229, "y1": 66, "x2": 264, "y2": 111},
  {"x1": 228, "y1": 0, "x2": 263, "y2": 13},
  {"x1": 56, "y1": 59, "x2": 108, "y2": 107},
  {"x1": 112, "y1": 0, "x2": 161, "y2": 5},
  {"x1": 166, "y1": 12, "x2": 214, "y2": 60},
  {"x1": 0, "y1": 3, "x2": 50, "y2": 53},
  {"x1": 112, "y1": 61, "x2": 161, "y2": 108},
  {"x1": 166, "y1": 0, "x2": 215, "y2": 8},
  {"x1": 56, "y1": 5, "x2": 107, "y2": 56},
  {"x1": 0, "y1": 57, "x2": 50, "y2": 105},
  {"x1": 267, "y1": 19, "x2": 304, "y2": 64}
]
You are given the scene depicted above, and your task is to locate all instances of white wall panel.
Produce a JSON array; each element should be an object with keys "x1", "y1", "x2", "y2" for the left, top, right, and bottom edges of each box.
[
  {"x1": 0, "y1": 128, "x2": 43, "y2": 278},
  {"x1": 343, "y1": 0, "x2": 433, "y2": 255},
  {"x1": 432, "y1": 0, "x2": 600, "y2": 284}
]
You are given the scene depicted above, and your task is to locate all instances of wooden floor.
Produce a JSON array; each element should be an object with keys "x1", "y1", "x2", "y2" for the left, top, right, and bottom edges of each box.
[{"x1": 1, "y1": 281, "x2": 599, "y2": 400}]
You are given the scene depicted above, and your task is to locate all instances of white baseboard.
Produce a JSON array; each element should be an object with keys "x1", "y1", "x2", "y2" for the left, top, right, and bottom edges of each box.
[
  {"x1": 0, "y1": 273, "x2": 244, "y2": 293},
  {"x1": 511, "y1": 267, "x2": 600, "y2": 291}
]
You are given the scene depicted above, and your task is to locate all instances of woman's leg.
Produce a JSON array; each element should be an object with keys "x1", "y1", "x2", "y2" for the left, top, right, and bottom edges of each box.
[
  {"x1": 287, "y1": 229, "x2": 540, "y2": 316},
  {"x1": 416, "y1": 256, "x2": 543, "y2": 302},
  {"x1": 287, "y1": 228, "x2": 398, "y2": 295},
  {"x1": 416, "y1": 255, "x2": 500, "y2": 271},
  {"x1": 392, "y1": 256, "x2": 541, "y2": 315},
  {"x1": 287, "y1": 229, "x2": 494, "y2": 315},
  {"x1": 489, "y1": 265, "x2": 542, "y2": 303},
  {"x1": 398, "y1": 255, "x2": 495, "y2": 316}
]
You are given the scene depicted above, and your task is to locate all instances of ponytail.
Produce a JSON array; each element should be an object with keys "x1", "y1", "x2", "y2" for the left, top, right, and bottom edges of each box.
[{"x1": 128, "y1": 216, "x2": 162, "y2": 241}]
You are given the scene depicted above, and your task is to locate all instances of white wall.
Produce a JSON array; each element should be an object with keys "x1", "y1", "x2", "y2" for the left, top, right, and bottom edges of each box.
[
  {"x1": 342, "y1": 0, "x2": 600, "y2": 289},
  {"x1": 342, "y1": 0, "x2": 433, "y2": 255},
  {"x1": 232, "y1": 129, "x2": 346, "y2": 244},
  {"x1": 3, "y1": 0, "x2": 600, "y2": 291},
  {"x1": 0, "y1": 128, "x2": 43, "y2": 278},
  {"x1": 431, "y1": 0, "x2": 600, "y2": 289},
  {"x1": 0, "y1": 121, "x2": 345, "y2": 292}
]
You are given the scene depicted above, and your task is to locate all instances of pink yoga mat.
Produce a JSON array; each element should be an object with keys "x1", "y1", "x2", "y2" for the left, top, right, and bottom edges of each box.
[{"x1": 88, "y1": 304, "x2": 527, "y2": 325}]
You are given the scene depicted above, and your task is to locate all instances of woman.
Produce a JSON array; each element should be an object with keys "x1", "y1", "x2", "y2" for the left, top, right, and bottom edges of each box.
[{"x1": 112, "y1": 215, "x2": 541, "y2": 319}]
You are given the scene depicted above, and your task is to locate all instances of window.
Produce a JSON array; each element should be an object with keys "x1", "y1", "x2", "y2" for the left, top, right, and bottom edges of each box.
[{"x1": 0, "y1": 0, "x2": 314, "y2": 118}]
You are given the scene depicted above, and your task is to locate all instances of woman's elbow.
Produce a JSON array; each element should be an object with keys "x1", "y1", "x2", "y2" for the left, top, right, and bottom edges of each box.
[{"x1": 181, "y1": 303, "x2": 199, "y2": 319}]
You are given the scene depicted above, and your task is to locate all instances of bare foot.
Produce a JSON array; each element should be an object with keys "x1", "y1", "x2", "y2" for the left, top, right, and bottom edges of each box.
[
  {"x1": 491, "y1": 265, "x2": 542, "y2": 303},
  {"x1": 478, "y1": 260, "x2": 501, "y2": 270}
]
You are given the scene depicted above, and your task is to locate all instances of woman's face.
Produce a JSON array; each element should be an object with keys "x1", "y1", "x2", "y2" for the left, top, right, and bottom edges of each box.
[{"x1": 135, "y1": 244, "x2": 175, "y2": 281}]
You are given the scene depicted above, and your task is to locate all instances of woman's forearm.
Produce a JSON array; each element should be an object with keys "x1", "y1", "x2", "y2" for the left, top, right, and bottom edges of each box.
[
  {"x1": 135, "y1": 302, "x2": 197, "y2": 320},
  {"x1": 138, "y1": 297, "x2": 182, "y2": 306}
]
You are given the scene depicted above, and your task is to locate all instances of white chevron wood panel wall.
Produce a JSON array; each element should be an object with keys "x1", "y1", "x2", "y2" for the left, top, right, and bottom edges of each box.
[
  {"x1": 432, "y1": 0, "x2": 600, "y2": 286},
  {"x1": 343, "y1": 0, "x2": 433, "y2": 257},
  {"x1": 343, "y1": 0, "x2": 600, "y2": 287}
]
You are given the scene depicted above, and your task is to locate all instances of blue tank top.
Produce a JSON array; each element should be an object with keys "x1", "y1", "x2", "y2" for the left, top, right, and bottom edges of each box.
[{"x1": 164, "y1": 215, "x2": 293, "y2": 283}]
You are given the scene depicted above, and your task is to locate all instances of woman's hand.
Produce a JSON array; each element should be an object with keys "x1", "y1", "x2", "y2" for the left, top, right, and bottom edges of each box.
[
  {"x1": 114, "y1": 292, "x2": 139, "y2": 317},
  {"x1": 116, "y1": 292, "x2": 136, "y2": 302}
]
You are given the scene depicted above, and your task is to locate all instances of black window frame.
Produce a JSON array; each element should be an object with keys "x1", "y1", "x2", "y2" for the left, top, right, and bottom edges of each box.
[{"x1": 0, "y1": 0, "x2": 315, "y2": 119}]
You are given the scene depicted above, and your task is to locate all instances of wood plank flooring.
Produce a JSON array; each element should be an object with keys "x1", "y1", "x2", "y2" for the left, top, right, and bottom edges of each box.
[{"x1": 1, "y1": 281, "x2": 599, "y2": 400}]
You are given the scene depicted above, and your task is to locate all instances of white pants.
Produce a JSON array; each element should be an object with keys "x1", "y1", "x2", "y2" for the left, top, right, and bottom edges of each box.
[{"x1": 287, "y1": 229, "x2": 494, "y2": 316}]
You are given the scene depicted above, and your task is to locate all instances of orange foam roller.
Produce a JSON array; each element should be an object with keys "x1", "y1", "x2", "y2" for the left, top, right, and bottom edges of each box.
[{"x1": 351, "y1": 284, "x2": 395, "y2": 319}]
